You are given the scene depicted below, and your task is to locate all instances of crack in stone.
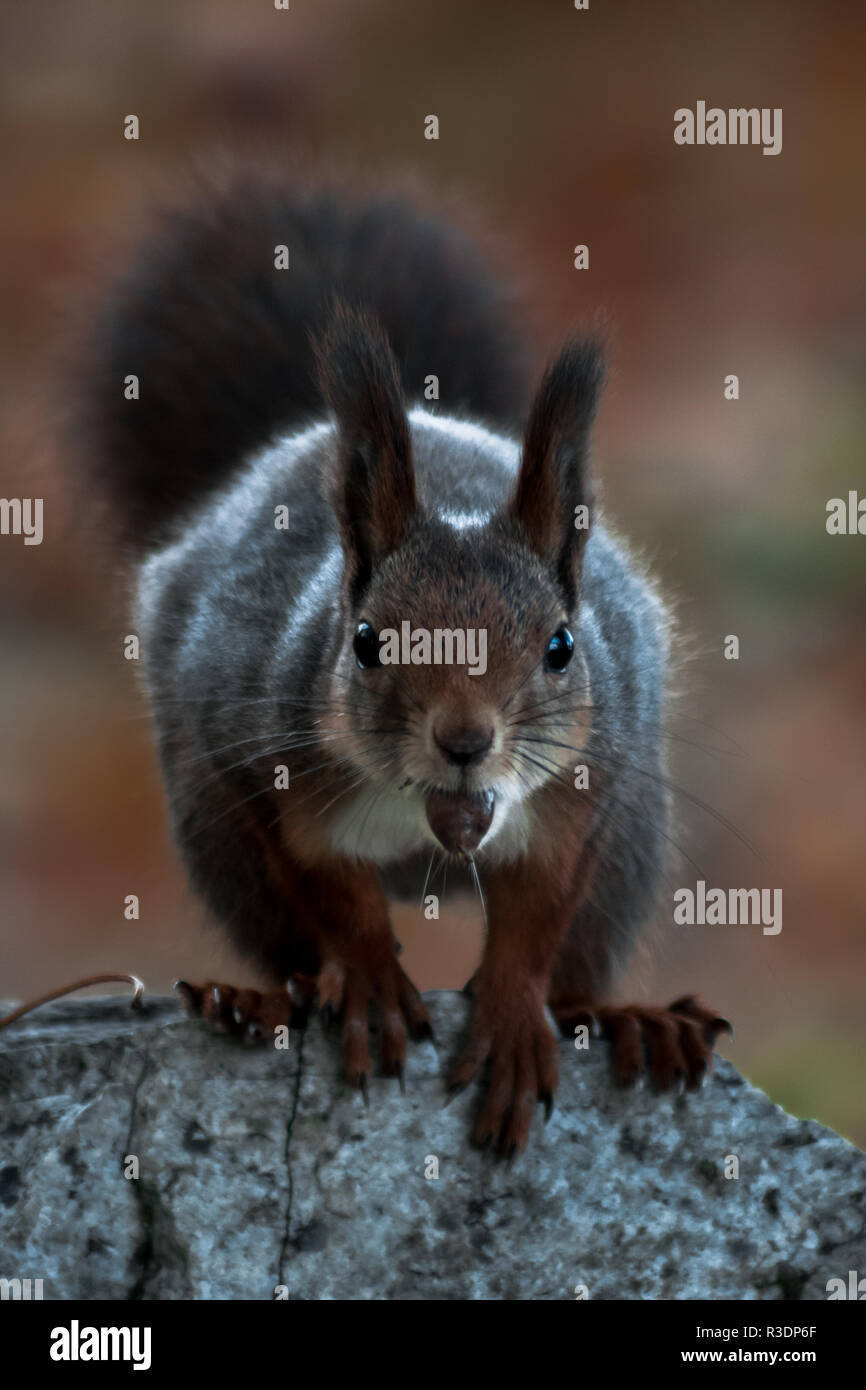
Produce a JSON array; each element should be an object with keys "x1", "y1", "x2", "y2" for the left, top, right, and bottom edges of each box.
[
  {"x1": 276, "y1": 1028, "x2": 306, "y2": 1293},
  {"x1": 128, "y1": 1176, "x2": 192, "y2": 1300},
  {"x1": 124, "y1": 1043, "x2": 193, "y2": 1301},
  {"x1": 122, "y1": 1044, "x2": 151, "y2": 1173},
  {"x1": 124, "y1": 1043, "x2": 155, "y2": 1299}
]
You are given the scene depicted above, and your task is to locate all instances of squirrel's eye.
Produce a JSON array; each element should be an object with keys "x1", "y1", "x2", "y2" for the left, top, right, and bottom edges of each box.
[
  {"x1": 544, "y1": 624, "x2": 574, "y2": 673},
  {"x1": 353, "y1": 621, "x2": 381, "y2": 669}
]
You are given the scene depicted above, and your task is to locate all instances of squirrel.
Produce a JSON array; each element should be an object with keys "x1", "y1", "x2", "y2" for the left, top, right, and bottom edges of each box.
[{"x1": 75, "y1": 174, "x2": 730, "y2": 1154}]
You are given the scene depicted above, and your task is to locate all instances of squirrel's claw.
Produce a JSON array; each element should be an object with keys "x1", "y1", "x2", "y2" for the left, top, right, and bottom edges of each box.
[{"x1": 551, "y1": 994, "x2": 731, "y2": 1092}]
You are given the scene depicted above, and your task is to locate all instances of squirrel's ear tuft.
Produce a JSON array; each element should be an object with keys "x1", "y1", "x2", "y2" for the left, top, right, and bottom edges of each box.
[
  {"x1": 509, "y1": 338, "x2": 605, "y2": 611},
  {"x1": 315, "y1": 304, "x2": 416, "y2": 602}
]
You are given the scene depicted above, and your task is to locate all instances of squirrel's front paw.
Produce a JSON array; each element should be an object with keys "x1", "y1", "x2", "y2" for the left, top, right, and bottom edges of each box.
[
  {"x1": 554, "y1": 993, "x2": 732, "y2": 1090},
  {"x1": 314, "y1": 945, "x2": 433, "y2": 1094},
  {"x1": 175, "y1": 979, "x2": 311, "y2": 1044},
  {"x1": 448, "y1": 992, "x2": 559, "y2": 1156}
]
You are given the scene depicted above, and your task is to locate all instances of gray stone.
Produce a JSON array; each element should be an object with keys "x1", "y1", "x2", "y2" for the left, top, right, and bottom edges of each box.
[{"x1": 0, "y1": 992, "x2": 863, "y2": 1300}]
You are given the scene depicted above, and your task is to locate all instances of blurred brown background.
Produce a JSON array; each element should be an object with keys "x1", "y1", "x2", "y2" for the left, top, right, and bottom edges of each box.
[{"x1": 1, "y1": 1, "x2": 864, "y2": 1142}]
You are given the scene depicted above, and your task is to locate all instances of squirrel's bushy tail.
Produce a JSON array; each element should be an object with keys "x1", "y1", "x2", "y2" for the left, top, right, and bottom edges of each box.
[{"x1": 77, "y1": 176, "x2": 529, "y2": 547}]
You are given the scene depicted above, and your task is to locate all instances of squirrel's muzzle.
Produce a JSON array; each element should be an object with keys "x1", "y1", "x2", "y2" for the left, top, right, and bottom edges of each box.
[{"x1": 425, "y1": 788, "x2": 495, "y2": 856}]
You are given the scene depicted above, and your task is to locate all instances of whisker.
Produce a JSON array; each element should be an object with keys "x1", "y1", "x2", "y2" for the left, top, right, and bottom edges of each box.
[
  {"x1": 467, "y1": 855, "x2": 488, "y2": 933},
  {"x1": 420, "y1": 849, "x2": 437, "y2": 909}
]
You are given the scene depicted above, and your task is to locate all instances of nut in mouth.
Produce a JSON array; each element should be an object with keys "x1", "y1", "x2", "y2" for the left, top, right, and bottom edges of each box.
[{"x1": 424, "y1": 787, "x2": 495, "y2": 857}]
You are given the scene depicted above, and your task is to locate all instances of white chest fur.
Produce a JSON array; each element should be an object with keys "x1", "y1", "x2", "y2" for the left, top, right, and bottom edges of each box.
[{"x1": 326, "y1": 779, "x2": 531, "y2": 867}]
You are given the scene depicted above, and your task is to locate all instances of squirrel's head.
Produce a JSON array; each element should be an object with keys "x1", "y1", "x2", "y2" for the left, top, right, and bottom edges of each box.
[{"x1": 317, "y1": 306, "x2": 604, "y2": 860}]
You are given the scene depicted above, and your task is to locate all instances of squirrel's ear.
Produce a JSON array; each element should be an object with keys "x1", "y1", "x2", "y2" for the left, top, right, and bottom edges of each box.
[
  {"x1": 316, "y1": 305, "x2": 416, "y2": 602},
  {"x1": 509, "y1": 339, "x2": 604, "y2": 611}
]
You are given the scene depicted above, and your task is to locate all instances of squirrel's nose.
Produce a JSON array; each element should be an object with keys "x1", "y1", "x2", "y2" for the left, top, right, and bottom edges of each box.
[{"x1": 434, "y1": 723, "x2": 494, "y2": 767}]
